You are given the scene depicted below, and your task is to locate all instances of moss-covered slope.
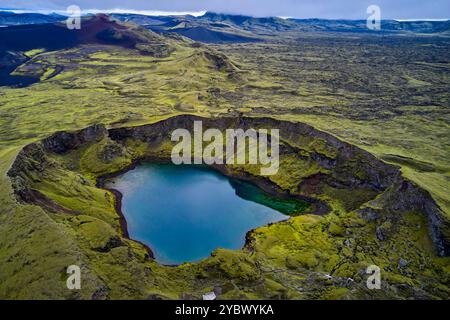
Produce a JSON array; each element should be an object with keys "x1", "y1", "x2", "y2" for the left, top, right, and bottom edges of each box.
[{"x1": 5, "y1": 115, "x2": 449, "y2": 300}]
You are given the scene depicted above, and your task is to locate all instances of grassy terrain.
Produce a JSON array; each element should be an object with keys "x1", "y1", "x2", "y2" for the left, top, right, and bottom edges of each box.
[
  {"x1": 213, "y1": 35, "x2": 450, "y2": 216},
  {"x1": 0, "y1": 27, "x2": 449, "y2": 299},
  {"x1": 5, "y1": 117, "x2": 449, "y2": 300}
]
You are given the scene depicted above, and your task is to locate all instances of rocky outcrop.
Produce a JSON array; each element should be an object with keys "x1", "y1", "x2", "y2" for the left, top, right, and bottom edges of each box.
[
  {"x1": 98, "y1": 143, "x2": 125, "y2": 163},
  {"x1": 42, "y1": 124, "x2": 107, "y2": 154},
  {"x1": 358, "y1": 176, "x2": 450, "y2": 256},
  {"x1": 7, "y1": 124, "x2": 107, "y2": 212}
]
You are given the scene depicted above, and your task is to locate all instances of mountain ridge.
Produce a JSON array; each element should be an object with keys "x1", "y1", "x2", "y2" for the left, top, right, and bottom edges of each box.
[{"x1": 1, "y1": 11, "x2": 449, "y2": 40}]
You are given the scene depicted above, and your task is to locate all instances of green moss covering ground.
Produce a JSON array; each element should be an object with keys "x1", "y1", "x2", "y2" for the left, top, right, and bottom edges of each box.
[{"x1": 0, "y1": 27, "x2": 449, "y2": 300}]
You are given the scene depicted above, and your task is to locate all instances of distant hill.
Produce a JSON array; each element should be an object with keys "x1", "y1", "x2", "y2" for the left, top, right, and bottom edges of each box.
[
  {"x1": 288, "y1": 18, "x2": 450, "y2": 33},
  {"x1": 0, "y1": 11, "x2": 66, "y2": 26},
  {"x1": 164, "y1": 26, "x2": 260, "y2": 43},
  {"x1": 198, "y1": 12, "x2": 298, "y2": 31},
  {"x1": 113, "y1": 12, "x2": 450, "y2": 42},
  {"x1": 111, "y1": 13, "x2": 263, "y2": 43},
  {"x1": 0, "y1": 14, "x2": 175, "y2": 86},
  {"x1": 200, "y1": 12, "x2": 450, "y2": 34},
  {"x1": 0, "y1": 14, "x2": 172, "y2": 53}
]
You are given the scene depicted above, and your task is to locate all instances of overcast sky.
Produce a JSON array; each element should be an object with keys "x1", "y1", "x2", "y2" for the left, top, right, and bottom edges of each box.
[{"x1": 1, "y1": 0, "x2": 449, "y2": 20}]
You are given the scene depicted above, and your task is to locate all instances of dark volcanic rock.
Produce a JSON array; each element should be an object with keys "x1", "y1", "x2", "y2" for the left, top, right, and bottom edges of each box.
[
  {"x1": 94, "y1": 235, "x2": 124, "y2": 253},
  {"x1": 358, "y1": 176, "x2": 450, "y2": 256},
  {"x1": 98, "y1": 143, "x2": 124, "y2": 163},
  {"x1": 42, "y1": 124, "x2": 107, "y2": 154}
]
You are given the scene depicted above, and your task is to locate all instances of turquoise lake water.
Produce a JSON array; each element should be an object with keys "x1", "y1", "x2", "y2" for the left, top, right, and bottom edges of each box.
[{"x1": 106, "y1": 163, "x2": 307, "y2": 265}]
